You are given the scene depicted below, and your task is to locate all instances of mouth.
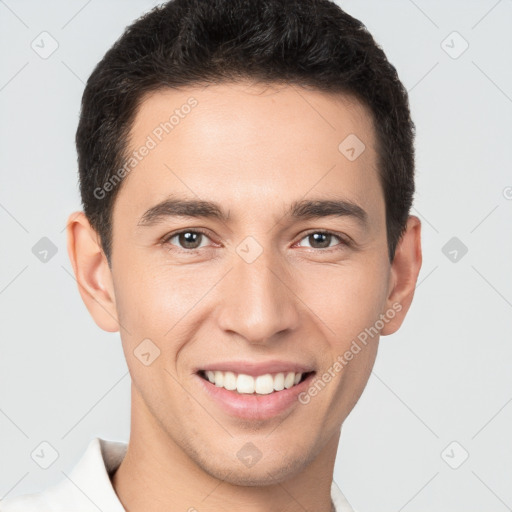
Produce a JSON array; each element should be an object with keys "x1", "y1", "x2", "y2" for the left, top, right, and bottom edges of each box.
[
  {"x1": 194, "y1": 366, "x2": 316, "y2": 420},
  {"x1": 197, "y1": 369, "x2": 314, "y2": 395}
]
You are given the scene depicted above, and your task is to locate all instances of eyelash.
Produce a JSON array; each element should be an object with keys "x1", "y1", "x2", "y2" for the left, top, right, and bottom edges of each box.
[{"x1": 160, "y1": 228, "x2": 351, "y2": 254}]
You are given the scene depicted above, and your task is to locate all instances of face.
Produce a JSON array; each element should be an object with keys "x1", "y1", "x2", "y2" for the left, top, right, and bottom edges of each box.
[{"x1": 71, "y1": 81, "x2": 419, "y2": 486}]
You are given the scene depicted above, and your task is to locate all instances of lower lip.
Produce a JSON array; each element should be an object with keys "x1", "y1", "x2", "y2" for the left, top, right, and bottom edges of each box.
[{"x1": 195, "y1": 372, "x2": 315, "y2": 421}]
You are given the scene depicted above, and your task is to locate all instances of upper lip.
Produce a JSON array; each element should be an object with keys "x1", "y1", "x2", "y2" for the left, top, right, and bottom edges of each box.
[{"x1": 197, "y1": 360, "x2": 315, "y2": 377}]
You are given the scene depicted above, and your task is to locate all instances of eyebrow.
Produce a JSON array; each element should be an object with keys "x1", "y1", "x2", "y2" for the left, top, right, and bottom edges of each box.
[{"x1": 137, "y1": 196, "x2": 369, "y2": 229}]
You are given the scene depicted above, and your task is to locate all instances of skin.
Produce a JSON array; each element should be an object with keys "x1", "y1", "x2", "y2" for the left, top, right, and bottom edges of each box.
[{"x1": 67, "y1": 81, "x2": 422, "y2": 512}]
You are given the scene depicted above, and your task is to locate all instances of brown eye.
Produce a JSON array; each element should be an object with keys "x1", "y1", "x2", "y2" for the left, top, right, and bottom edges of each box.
[
  {"x1": 297, "y1": 231, "x2": 347, "y2": 250},
  {"x1": 164, "y1": 230, "x2": 211, "y2": 251}
]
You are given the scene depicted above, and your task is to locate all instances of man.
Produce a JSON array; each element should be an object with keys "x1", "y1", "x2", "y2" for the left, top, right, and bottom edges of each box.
[{"x1": 1, "y1": 0, "x2": 421, "y2": 510}]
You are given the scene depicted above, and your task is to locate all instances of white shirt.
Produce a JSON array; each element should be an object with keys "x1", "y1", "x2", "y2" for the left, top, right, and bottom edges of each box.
[{"x1": 0, "y1": 437, "x2": 357, "y2": 512}]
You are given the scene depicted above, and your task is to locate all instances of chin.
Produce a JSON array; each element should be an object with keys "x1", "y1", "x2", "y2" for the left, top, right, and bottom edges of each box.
[{"x1": 187, "y1": 441, "x2": 314, "y2": 487}]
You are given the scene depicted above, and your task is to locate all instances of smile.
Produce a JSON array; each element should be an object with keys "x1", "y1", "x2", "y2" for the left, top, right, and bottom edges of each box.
[
  {"x1": 198, "y1": 370, "x2": 312, "y2": 395},
  {"x1": 194, "y1": 363, "x2": 316, "y2": 420}
]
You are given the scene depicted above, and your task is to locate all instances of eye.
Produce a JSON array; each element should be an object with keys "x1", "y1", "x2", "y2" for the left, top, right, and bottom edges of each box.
[
  {"x1": 162, "y1": 229, "x2": 213, "y2": 251},
  {"x1": 296, "y1": 231, "x2": 348, "y2": 250},
  {"x1": 161, "y1": 229, "x2": 350, "y2": 253}
]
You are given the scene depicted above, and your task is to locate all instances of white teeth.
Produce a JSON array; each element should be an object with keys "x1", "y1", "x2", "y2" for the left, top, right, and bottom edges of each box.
[
  {"x1": 214, "y1": 370, "x2": 224, "y2": 387},
  {"x1": 273, "y1": 372, "x2": 285, "y2": 391},
  {"x1": 236, "y1": 374, "x2": 255, "y2": 394},
  {"x1": 203, "y1": 370, "x2": 305, "y2": 395},
  {"x1": 223, "y1": 371, "x2": 237, "y2": 391},
  {"x1": 284, "y1": 371, "x2": 295, "y2": 389},
  {"x1": 254, "y1": 374, "x2": 274, "y2": 394}
]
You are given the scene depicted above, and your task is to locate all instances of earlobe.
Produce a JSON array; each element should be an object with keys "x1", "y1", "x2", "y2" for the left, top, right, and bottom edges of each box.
[
  {"x1": 66, "y1": 211, "x2": 120, "y2": 333},
  {"x1": 380, "y1": 215, "x2": 422, "y2": 336}
]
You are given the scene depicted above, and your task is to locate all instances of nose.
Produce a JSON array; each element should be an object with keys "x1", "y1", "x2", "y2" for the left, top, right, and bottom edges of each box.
[{"x1": 216, "y1": 248, "x2": 301, "y2": 345}]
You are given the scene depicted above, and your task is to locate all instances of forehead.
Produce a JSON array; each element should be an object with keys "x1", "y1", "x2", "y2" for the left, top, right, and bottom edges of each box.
[
  {"x1": 115, "y1": 81, "x2": 383, "y2": 229},
  {"x1": 130, "y1": 81, "x2": 377, "y2": 155}
]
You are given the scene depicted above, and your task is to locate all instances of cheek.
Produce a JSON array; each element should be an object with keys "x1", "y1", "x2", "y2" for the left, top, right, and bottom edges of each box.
[
  {"x1": 113, "y1": 255, "x2": 209, "y2": 336},
  {"x1": 112, "y1": 257, "x2": 220, "y2": 391},
  {"x1": 298, "y1": 256, "x2": 389, "y2": 344}
]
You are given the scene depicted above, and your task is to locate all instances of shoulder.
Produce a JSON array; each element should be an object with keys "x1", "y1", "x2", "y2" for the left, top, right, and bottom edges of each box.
[
  {"x1": 0, "y1": 491, "x2": 52, "y2": 511},
  {"x1": 0, "y1": 478, "x2": 86, "y2": 512},
  {"x1": 1, "y1": 437, "x2": 127, "y2": 512}
]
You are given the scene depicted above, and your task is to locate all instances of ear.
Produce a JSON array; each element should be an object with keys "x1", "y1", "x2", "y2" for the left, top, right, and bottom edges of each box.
[
  {"x1": 66, "y1": 211, "x2": 120, "y2": 332},
  {"x1": 380, "y1": 215, "x2": 422, "y2": 336}
]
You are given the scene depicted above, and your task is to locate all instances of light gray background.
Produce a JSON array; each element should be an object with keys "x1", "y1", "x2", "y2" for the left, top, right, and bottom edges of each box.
[{"x1": 1, "y1": 1, "x2": 511, "y2": 511}]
